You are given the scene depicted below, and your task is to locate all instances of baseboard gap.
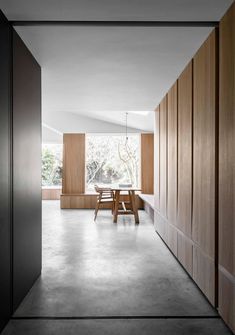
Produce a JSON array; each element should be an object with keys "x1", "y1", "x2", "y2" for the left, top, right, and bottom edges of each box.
[{"x1": 11, "y1": 315, "x2": 221, "y2": 321}]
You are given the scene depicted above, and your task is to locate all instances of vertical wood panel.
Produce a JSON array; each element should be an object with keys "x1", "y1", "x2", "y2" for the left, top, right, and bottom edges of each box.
[
  {"x1": 193, "y1": 30, "x2": 216, "y2": 259},
  {"x1": 219, "y1": 0, "x2": 235, "y2": 281},
  {"x1": 168, "y1": 224, "x2": 177, "y2": 256},
  {"x1": 154, "y1": 107, "x2": 160, "y2": 210},
  {"x1": 177, "y1": 62, "x2": 193, "y2": 237},
  {"x1": 192, "y1": 30, "x2": 217, "y2": 306},
  {"x1": 193, "y1": 245, "x2": 215, "y2": 304},
  {"x1": 168, "y1": 82, "x2": 178, "y2": 225},
  {"x1": 141, "y1": 133, "x2": 154, "y2": 194},
  {"x1": 219, "y1": 269, "x2": 235, "y2": 331},
  {"x1": 177, "y1": 233, "x2": 193, "y2": 276},
  {"x1": 219, "y1": 3, "x2": 235, "y2": 332},
  {"x1": 160, "y1": 96, "x2": 167, "y2": 217},
  {"x1": 62, "y1": 134, "x2": 85, "y2": 194}
]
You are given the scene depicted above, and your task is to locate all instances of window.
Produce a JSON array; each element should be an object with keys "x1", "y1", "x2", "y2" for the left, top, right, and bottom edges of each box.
[
  {"x1": 42, "y1": 144, "x2": 63, "y2": 187},
  {"x1": 86, "y1": 134, "x2": 140, "y2": 192}
]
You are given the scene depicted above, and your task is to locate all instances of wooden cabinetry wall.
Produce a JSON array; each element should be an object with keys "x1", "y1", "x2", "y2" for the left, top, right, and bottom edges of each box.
[
  {"x1": 62, "y1": 133, "x2": 85, "y2": 194},
  {"x1": 154, "y1": 4, "x2": 235, "y2": 332},
  {"x1": 219, "y1": 2, "x2": 235, "y2": 333},
  {"x1": 154, "y1": 30, "x2": 218, "y2": 306},
  {"x1": 141, "y1": 133, "x2": 154, "y2": 194}
]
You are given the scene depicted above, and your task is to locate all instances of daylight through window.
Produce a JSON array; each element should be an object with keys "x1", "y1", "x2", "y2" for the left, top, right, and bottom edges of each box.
[
  {"x1": 42, "y1": 144, "x2": 63, "y2": 187},
  {"x1": 86, "y1": 134, "x2": 140, "y2": 192}
]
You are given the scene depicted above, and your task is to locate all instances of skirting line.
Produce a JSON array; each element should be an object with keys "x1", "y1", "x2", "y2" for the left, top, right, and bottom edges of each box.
[{"x1": 11, "y1": 315, "x2": 220, "y2": 320}]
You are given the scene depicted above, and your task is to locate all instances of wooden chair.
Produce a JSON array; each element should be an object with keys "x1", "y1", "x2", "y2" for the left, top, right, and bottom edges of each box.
[{"x1": 94, "y1": 185, "x2": 115, "y2": 220}]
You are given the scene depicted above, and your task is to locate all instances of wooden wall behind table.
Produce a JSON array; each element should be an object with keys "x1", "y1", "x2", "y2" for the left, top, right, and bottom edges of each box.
[
  {"x1": 62, "y1": 133, "x2": 85, "y2": 194},
  {"x1": 154, "y1": 106, "x2": 160, "y2": 211},
  {"x1": 61, "y1": 194, "x2": 143, "y2": 209},
  {"x1": 141, "y1": 133, "x2": 154, "y2": 194},
  {"x1": 154, "y1": 30, "x2": 218, "y2": 306},
  {"x1": 61, "y1": 133, "x2": 144, "y2": 209},
  {"x1": 219, "y1": 2, "x2": 235, "y2": 332},
  {"x1": 42, "y1": 188, "x2": 61, "y2": 200}
]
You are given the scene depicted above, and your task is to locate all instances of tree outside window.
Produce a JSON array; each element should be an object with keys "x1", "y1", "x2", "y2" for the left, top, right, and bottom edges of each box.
[
  {"x1": 86, "y1": 134, "x2": 140, "y2": 191},
  {"x1": 42, "y1": 144, "x2": 62, "y2": 186}
]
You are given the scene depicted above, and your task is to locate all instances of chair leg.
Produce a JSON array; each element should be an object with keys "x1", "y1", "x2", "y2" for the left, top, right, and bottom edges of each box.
[{"x1": 94, "y1": 201, "x2": 100, "y2": 221}]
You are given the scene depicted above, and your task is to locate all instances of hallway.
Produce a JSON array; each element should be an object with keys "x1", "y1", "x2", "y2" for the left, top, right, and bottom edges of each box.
[{"x1": 2, "y1": 201, "x2": 231, "y2": 334}]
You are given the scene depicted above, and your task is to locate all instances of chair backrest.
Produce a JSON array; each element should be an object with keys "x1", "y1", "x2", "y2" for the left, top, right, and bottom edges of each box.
[{"x1": 94, "y1": 185, "x2": 113, "y2": 198}]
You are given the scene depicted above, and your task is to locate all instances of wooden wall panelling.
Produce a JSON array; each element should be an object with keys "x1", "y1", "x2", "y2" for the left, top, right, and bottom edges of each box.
[
  {"x1": 62, "y1": 134, "x2": 85, "y2": 194},
  {"x1": 167, "y1": 82, "x2": 178, "y2": 226},
  {"x1": 177, "y1": 232, "x2": 193, "y2": 276},
  {"x1": 219, "y1": 2, "x2": 235, "y2": 332},
  {"x1": 154, "y1": 106, "x2": 160, "y2": 210},
  {"x1": 61, "y1": 194, "x2": 143, "y2": 209},
  {"x1": 219, "y1": 269, "x2": 235, "y2": 332},
  {"x1": 193, "y1": 30, "x2": 216, "y2": 259},
  {"x1": 160, "y1": 96, "x2": 168, "y2": 217},
  {"x1": 177, "y1": 62, "x2": 193, "y2": 237},
  {"x1": 193, "y1": 245, "x2": 215, "y2": 304},
  {"x1": 192, "y1": 30, "x2": 217, "y2": 305},
  {"x1": 42, "y1": 188, "x2": 61, "y2": 200},
  {"x1": 154, "y1": 211, "x2": 168, "y2": 243},
  {"x1": 168, "y1": 224, "x2": 178, "y2": 256},
  {"x1": 141, "y1": 133, "x2": 154, "y2": 194}
]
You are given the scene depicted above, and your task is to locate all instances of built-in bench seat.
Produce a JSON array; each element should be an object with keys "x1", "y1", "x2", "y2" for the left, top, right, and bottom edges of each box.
[{"x1": 139, "y1": 194, "x2": 154, "y2": 222}]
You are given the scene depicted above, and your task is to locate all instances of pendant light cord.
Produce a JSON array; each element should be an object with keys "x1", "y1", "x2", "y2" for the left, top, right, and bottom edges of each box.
[{"x1": 125, "y1": 112, "x2": 128, "y2": 143}]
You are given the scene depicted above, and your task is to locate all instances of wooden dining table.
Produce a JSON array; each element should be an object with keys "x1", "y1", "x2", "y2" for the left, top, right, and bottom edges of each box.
[{"x1": 111, "y1": 187, "x2": 141, "y2": 224}]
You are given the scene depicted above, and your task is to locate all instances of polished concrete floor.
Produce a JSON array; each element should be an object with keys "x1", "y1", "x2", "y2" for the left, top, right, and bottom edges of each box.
[{"x1": 2, "y1": 201, "x2": 232, "y2": 334}]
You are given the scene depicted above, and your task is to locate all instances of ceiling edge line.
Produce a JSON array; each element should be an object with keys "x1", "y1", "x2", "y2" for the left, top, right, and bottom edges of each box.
[{"x1": 10, "y1": 20, "x2": 219, "y2": 27}]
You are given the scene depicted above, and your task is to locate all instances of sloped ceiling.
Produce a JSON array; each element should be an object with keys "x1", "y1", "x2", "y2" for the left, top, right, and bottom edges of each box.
[{"x1": 0, "y1": 0, "x2": 233, "y2": 133}]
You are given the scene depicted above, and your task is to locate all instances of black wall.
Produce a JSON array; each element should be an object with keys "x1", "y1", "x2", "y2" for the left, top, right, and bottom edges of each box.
[
  {"x1": 12, "y1": 30, "x2": 42, "y2": 311},
  {"x1": 0, "y1": 10, "x2": 42, "y2": 331},
  {"x1": 0, "y1": 11, "x2": 12, "y2": 332}
]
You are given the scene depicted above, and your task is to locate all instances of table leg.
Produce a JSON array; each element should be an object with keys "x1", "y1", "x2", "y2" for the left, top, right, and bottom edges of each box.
[
  {"x1": 128, "y1": 191, "x2": 133, "y2": 212},
  {"x1": 113, "y1": 190, "x2": 120, "y2": 223},
  {"x1": 131, "y1": 190, "x2": 139, "y2": 224}
]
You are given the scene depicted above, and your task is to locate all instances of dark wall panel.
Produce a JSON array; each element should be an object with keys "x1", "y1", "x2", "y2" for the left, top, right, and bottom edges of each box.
[
  {"x1": 0, "y1": 10, "x2": 12, "y2": 332},
  {"x1": 12, "y1": 30, "x2": 42, "y2": 311}
]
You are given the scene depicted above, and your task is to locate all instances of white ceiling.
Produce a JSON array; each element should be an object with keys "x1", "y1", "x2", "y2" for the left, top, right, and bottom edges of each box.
[
  {"x1": 0, "y1": 0, "x2": 233, "y2": 132},
  {"x1": 0, "y1": 0, "x2": 232, "y2": 21}
]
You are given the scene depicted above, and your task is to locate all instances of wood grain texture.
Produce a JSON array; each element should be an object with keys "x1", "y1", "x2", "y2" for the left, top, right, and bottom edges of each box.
[
  {"x1": 167, "y1": 82, "x2": 178, "y2": 226},
  {"x1": 177, "y1": 232, "x2": 193, "y2": 276},
  {"x1": 219, "y1": 1, "x2": 235, "y2": 279},
  {"x1": 219, "y1": 3, "x2": 235, "y2": 332},
  {"x1": 62, "y1": 134, "x2": 85, "y2": 194},
  {"x1": 154, "y1": 211, "x2": 168, "y2": 243},
  {"x1": 154, "y1": 106, "x2": 160, "y2": 210},
  {"x1": 168, "y1": 224, "x2": 178, "y2": 256},
  {"x1": 177, "y1": 62, "x2": 193, "y2": 237},
  {"x1": 141, "y1": 133, "x2": 154, "y2": 194},
  {"x1": 42, "y1": 188, "x2": 61, "y2": 200},
  {"x1": 219, "y1": 268, "x2": 235, "y2": 332},
  {"x1": 61, "y1": 194, "x2": 143, "y2": 209},
  {"x1": 160, "y1": 96, "x2": 168, "y2": 217},
  {"x1": 193, "y1": 30, "x2": 216, "y2": 259},
  {"x1": 193, "y1": 245, "x2": 215, "y2": 305}
]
